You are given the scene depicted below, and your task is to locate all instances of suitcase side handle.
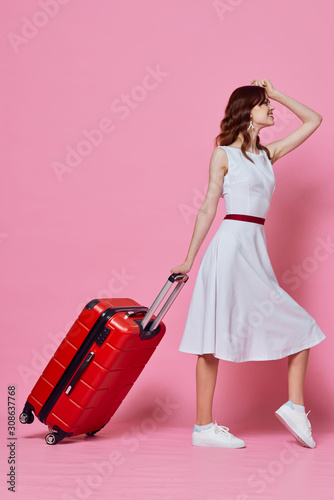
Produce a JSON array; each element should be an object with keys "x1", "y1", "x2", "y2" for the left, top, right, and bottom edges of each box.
[{"x1": 141, "y1": 273, "x2": 189, "y2": 332}]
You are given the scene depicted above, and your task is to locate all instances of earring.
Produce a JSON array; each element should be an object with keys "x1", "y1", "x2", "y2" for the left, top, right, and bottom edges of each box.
[{"x1": 247, "y1": 116, "x2": 255, "y2": 131}]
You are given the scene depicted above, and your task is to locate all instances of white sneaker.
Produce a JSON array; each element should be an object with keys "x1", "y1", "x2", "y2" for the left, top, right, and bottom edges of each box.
[
  {"x1": 192, "y1": 421, "x2": 246, "y2": 448},
  {"x1": 275, "y1": 404, "x2": 316, "y2": 448}
]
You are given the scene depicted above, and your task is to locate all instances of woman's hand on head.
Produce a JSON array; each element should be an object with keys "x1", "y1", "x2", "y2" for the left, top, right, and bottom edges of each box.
[{"x1": 250, "y1": 78, "x2": 276, "y2": 98}]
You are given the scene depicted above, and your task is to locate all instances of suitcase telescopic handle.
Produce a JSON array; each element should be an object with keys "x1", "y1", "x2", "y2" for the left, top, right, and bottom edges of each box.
[{"x1": 141, "y1": 273, "x2": 189, "y2": 332}]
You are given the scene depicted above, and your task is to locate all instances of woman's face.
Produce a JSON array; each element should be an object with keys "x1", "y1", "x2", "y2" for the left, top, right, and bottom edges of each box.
[{"x1": 251, "y1": 97, "x2": 275, "y2": 128}]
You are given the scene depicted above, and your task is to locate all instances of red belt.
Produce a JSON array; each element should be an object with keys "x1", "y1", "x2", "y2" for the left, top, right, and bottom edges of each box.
[{"x1": 224, "y1": 214, "x2": 265, "y2": 225}]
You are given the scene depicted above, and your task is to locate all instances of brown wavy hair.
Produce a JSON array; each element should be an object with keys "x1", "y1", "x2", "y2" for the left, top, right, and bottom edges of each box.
[{"x1": 214, "y1": 85, "x2": 272, "y2": 164}]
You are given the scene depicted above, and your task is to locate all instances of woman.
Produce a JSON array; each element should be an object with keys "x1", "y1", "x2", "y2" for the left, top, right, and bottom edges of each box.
[{"x1": 171, "y1": 79, "x2": 326, "y2": 449}]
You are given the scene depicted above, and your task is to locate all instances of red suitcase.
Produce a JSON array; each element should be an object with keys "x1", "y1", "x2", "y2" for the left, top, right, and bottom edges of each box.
[{"x1": 19, "y1": 273, "x2": 188, "y2": 445}]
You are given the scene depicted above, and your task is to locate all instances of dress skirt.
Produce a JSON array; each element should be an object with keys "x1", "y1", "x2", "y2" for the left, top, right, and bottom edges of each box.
[{"x1": 178, "y1": 219, "x2": 326, "y2": 362}]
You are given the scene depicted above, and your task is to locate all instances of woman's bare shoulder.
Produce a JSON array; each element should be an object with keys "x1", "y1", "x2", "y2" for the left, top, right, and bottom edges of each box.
[{"x1": 210, "y1": 146, "x2": 229, "y2": 173}]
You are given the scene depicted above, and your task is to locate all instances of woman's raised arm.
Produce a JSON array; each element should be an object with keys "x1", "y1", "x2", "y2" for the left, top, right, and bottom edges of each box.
[{"x1": 252, "y1": 79, "x2": 323, "y2": 164}]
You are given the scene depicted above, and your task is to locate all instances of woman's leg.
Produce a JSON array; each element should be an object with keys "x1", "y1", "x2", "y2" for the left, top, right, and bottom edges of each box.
[
  {"x1": 196, "y1": 354, "x2": 220, "y2": 425},
  {"x1": 287, "y1": 348, "x2": 310, "y2": 406}
]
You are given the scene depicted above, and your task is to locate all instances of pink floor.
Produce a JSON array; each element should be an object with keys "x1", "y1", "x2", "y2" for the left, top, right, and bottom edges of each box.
[{"x1": 3, "y1": 415, "x2": 334, "y2": 500}]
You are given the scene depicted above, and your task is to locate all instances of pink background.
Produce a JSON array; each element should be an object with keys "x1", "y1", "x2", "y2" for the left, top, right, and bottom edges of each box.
[{"x1": 1, "y1": 1, "x2": 333, "y2": 499}]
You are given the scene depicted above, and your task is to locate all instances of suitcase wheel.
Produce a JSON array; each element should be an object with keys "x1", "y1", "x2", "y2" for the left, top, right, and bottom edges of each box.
[
  {"x1": 45, "y1": 432, "x2": 62, "y2": 445},
  {"x1": 19, "y1": 412, "x2": 34, "y2": 424}
]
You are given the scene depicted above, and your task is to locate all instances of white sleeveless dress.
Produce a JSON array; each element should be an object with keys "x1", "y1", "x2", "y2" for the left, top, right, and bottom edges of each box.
[{"x1": 178, "y1": 146, "x2": 326, "y2": 362}]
